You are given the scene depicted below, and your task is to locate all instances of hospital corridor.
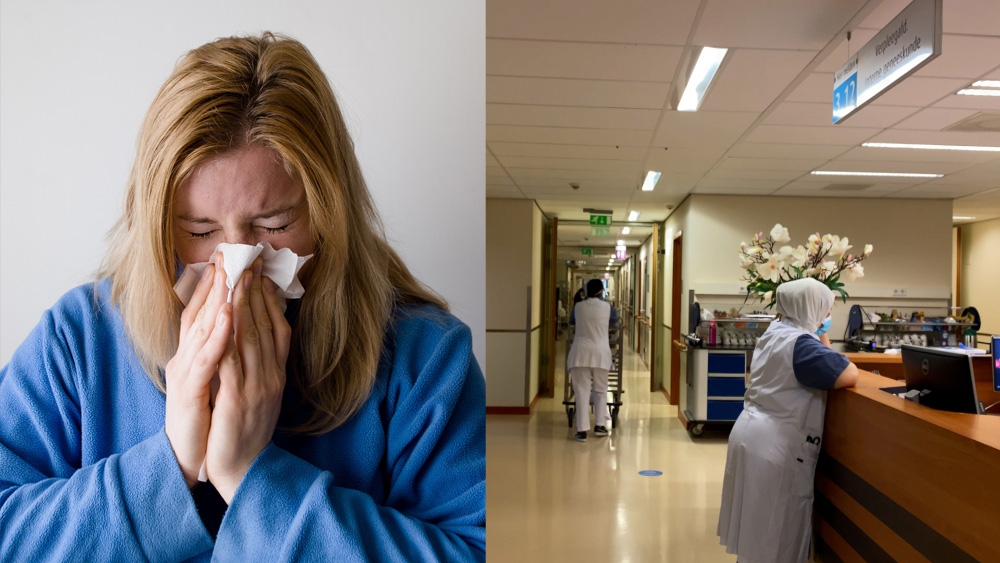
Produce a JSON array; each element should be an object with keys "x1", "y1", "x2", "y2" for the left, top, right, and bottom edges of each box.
[{"x1": 487, "y1": 333, "x2": 733, "y2": 562}]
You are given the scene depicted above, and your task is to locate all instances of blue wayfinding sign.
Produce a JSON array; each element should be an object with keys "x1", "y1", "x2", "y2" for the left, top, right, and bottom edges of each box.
[{"x1": 638, "y1": 470, "x2": 663, "y2": 477}]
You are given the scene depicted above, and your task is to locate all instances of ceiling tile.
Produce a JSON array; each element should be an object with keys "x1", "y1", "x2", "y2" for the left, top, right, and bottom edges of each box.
[
  {"x1": 856, "y1": 0, "x2": 912, "y2": 31},
  {"x1": 773, "y1": 179, "x2": 918, "y2": 194},
  {"x1": 744, "y1": 124, "x2": 881, "y2": 145},
  {"x1": 728, "y1": 142, "x2": 853, "y2": 160},
  {"x1": 694, "y1": 0, "x2": 867, "y2": 50},
  {"x1": 693, "y1": 185, "x2": 777, "y2": 195},
  {"x1": 488, "y1": 142, "x2": 647, "y2": 160},
  {"x1": 765, "y1": 101, "x2": 918, "y2": 128},
  {"x1": 652, "y1": 111, "x2": 759, "y2": 147},
  {"x1": 932, "y1": 94, "x2": 1000, "y2": 112},
  {"x1": 717, "y1": 156, "x2": 827, "y2": 171},
  {"x1": 486, "y1": 125, "x2": 653, "y2": 147},
  {"x1": 894, "y1": 183, "x2": 995, "y2": 198},
  {"x1": 512, "y1": 178, "x2": 634, "y2": 191},
  {"x1": 701, "y1": 49, "x2": 817, "y2": 112},
  {"x1": 487, "y1": 104, "x2": 660, "y2": 130},
  {"x1": 940, "y1": 0, "x2": 1000, "y2": 34},
  {"x1": 487, "y1": 0, "x2": 700, "y2": 45},
  {"x1": 696, "y1": 178, "x2": 788, "y2": 192},
  {"x1": 816, "y1": 159, "x2": 968, "y2": 175},
  {"x1": 916, "y1": 35, "x2": 1000, "y2": 79},
  {"x1": 496, "y1": 156, "x2": 640, "y2": 172},
  {"x1": 704, "y1": 168, "x2": 805, "y2": 182},
  {"x1": 785, "y1": 73, "x2": 834, "y2": 104},
  {"x1": 644, "y1": 146, "x2": 730, "y2": 172},
  {"x1": 507, "y1": 167, "x2": 636, "y2": 182},
  {"x1": 868, "y1": 77, "x2": 968, "y2": 107},
  {"x1": 835, "y1": 145, "x2": 997, "y2": 165},
  {"x1": 487, "y1": 76, "x2": 669, "y2": 109},
  {"x1": 487, "y1": 39, "x2": 682, "y2": 82},
  {"x1": 867, "y1": 129, "x2": 1000, "y2": 147},
  {"x1": 815, "y1": 28, "x2": 879, "y2": 73},
  {"x1": 891, "y1": 108, "x2": 979, "y2": 130}
]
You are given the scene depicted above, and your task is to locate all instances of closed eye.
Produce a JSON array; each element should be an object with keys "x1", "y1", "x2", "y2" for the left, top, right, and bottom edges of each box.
[
  {"x1": 262, "y1": 225, "x2": 289, "y2": 235},
  {"x1": 189, "y1": 231, "x2": 215, "y2": 239}
]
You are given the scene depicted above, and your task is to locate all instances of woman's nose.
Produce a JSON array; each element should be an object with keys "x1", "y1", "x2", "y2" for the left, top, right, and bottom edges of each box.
[{"x1": 225, "y1": 230, "x2": 257, "y2": 246}]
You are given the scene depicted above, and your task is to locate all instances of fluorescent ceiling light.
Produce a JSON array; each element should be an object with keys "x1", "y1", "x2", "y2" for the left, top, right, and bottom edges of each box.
[
  {"x1": 627, "y1": 210, "x2": 640, "y2": 221},
  {"x1": 617, "y1": 239, "x2": 625, "y2": 245},
  {"x1": 641, "y1": 171, "x2": 662, "y2": 191},
  {"x1": 677, "y1": 47, "x2": 727, "y2": 112},
  {"x1": 810, "y1": 170, "x2": 943, "y2": 178},
  {"x1": 615, "y1": 245, "x2": 627, "y2": 251},
  {"x1": 972, "y1": 80, "x2": 1000, "y2": 88},
  {"x1": 953, "y1": 216, "x2": 977, "y2": 220},
  {"x1": 957, "y1": 88, "x2": 1000, "y2": 97},
  {"x1": 863, "y1": 142, "x2": 1000, "y2": 152},
  {"x1": 620, "y1": 227, "x2": 631, "y2": 235}
]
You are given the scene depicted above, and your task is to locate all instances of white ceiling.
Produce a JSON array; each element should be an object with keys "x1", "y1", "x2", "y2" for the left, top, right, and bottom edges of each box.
[{"x1": 486, "y1": 0, "x2": 1000, "y2": 232}]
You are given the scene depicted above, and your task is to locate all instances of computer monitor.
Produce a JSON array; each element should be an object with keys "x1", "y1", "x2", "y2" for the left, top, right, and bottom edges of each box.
[
  {"x1": 993, "y1": 335, "x2": 1000, "y2": 392},
  {"x1": 901, "y1": 345, "x2": 982, "y2": 415}
]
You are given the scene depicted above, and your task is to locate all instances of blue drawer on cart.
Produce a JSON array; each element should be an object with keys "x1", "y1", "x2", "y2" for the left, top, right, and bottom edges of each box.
[
  {"x1": 707, "y1": 377, "x2": 746, "y2": 397},
  {"x1": 707, "y1": 353, "x2": 745, "y2": 375},
  {"x1": 707, "y1": 400, "x2": 744, "y2": 421}
]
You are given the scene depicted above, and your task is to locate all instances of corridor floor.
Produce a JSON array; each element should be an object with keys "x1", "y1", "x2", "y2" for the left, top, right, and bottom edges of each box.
[{"x1": 486, "y1": 334, "x2": 735, "y2": 562}]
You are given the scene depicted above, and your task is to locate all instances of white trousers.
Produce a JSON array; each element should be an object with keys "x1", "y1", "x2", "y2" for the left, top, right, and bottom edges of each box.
[{"x1": 570, "y1": 367, "x2": 610, "y2": 432}]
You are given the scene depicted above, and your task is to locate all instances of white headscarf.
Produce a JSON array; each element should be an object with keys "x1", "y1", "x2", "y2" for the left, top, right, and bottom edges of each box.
[{"x1": 775, "y1": 278, "x2": 834, "y2": 333}]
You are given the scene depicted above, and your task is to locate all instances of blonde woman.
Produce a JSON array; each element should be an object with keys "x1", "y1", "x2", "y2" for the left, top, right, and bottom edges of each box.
[{"x1": 0, "y1": 33, "x2": 484, "y2": 561}]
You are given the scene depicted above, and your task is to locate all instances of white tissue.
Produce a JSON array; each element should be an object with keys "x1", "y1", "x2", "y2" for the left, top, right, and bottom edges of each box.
[
  {"x1": 174, "y1": 242, "x2": 313, "y2": 311},
  {"x1": 173, "y1": 242, "x2": 312, "y2": 484}
]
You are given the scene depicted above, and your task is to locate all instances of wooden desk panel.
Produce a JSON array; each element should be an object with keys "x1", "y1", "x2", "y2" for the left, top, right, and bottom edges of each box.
[{"x1": 815, "y1": 370, "x2": 1000, "y2": 562}]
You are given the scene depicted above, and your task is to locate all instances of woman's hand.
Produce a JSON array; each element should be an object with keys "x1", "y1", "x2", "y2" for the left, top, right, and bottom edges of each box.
[
  {"x1": 165, "y1": 257, "x2": 233, "y2": 489},
  {"x1": 205, "y1": 257, "x2": 291, "y2": 503}
]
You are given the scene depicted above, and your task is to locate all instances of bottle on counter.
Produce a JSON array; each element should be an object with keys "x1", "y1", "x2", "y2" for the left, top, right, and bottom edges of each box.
[{"x1": 709, "y1": 321, "x2": 717, "y2": 346}]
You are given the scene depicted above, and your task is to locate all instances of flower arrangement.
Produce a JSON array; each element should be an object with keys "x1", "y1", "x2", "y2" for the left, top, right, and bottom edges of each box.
[{"x1": 739, "y1": 224, "x2": 873, "y2": 308}]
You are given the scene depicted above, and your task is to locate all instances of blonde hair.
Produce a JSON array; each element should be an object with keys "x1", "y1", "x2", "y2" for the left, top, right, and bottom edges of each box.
[{"x1": 99, "y1": 32, "x2": 446, "y2": 434}]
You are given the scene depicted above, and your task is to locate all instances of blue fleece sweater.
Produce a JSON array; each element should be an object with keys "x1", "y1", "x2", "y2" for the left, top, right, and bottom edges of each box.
[{"x1": 0, "y1": 281, "x2": 485, "y2": 561}]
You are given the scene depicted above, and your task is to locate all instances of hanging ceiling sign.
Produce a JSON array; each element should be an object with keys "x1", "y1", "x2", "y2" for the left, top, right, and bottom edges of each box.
[{"x1": 832, "y1": 0, "x2": 941, "y2": 124}]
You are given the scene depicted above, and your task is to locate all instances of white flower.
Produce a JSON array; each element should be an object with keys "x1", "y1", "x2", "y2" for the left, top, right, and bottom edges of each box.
[
  {"x1": 740, "y1": 241, "x2": 747, "y2": 250},
  {"x1": 770, "y1": 223, "x2": 791, "y2": 244},
  {"x1": 829, "y1": 235, "x2": 852, "y2": 257},
  {"x1": 756, "y1": 255, "x2": 783, "y2": 283},
  {"x1": 791, "y1": 245, "x2": 808, "y2": 268},
  {"x1": 802, "y1": 268, "x2": 819, "y2": 277},
  {"x1": 777, "y1": 245, "x2": 795, "y2": 262},
  {"x1": 808, "y1": 233, "x2": 822, "y2": 248},
  {"x1": 845, "y1": 263, "x2": 865, "y2": 281},
  {"x1": 864, "y1": 244, "x2": 873, "y2": 256},
  {"x1": 745, "y1": 246, "x2": 760, "y2": 255},
  {"x1": 763, "y1": 290, "x2": 773, "y2": 303},
  {"x1": 739, "y1": 254, "x2": 755, "y2": 269},
  {"x1": 820, "y1": 261, "x2": 837, "y2": 278}
]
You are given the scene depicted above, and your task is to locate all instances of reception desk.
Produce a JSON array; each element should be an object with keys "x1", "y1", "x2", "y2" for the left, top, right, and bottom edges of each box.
[
  {"x1": 845, "y1": 352, "x2": 1000, "y2": 411},
  {"x1": 814, "y1": 369, "x2": 1000, "y2": 562}
]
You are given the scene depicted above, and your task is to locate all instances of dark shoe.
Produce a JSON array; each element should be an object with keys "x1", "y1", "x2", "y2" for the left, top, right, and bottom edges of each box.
[
  {"x1": 594, "y1": 426, "x2": 609, "y2": 437},
  {"x1": 574, "y1": 431, "x2": 587, "y2": 442}
]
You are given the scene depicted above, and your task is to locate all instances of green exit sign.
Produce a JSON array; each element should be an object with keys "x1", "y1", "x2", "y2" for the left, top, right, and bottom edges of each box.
[
  {"x1": 581, "y1": 248, "x2": 593, "y2": 256},
  {"x1": 591, "y1": 227, "x2": 609, "y2": 237},
  {"x1": 589, "y1": 214, "x2": 612, "y2": 226}
]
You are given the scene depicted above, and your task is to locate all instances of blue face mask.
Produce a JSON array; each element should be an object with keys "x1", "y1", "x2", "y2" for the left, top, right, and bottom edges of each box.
[{"x1": 815, "y1": 316, "x2": 832, "y2": 336}]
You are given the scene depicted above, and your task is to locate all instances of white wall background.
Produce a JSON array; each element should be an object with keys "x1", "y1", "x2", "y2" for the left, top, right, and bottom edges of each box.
[{"x1": 0, "y1": 1, "x2": 485, "y2": 368}]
